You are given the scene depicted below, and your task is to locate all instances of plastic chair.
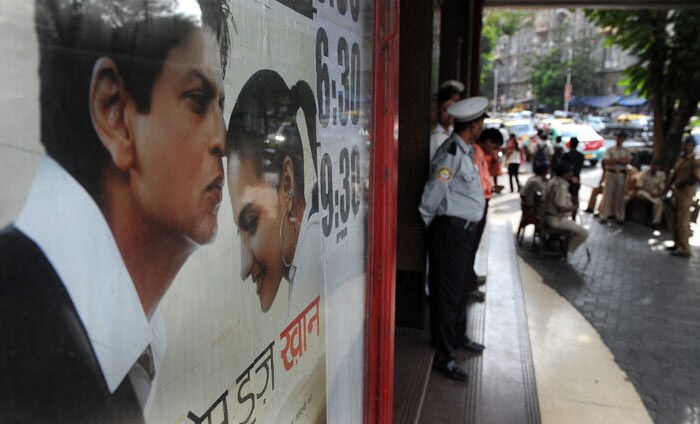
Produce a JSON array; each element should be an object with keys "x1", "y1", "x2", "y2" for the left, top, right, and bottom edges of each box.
[{"x1": 517, "y1": 191, "x2": 542, "y2": 246}]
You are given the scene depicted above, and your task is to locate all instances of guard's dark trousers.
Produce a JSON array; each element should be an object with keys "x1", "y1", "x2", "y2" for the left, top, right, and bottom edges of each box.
[{"x1": 427, "y1": 216, "x2": 478, "y2": 366}]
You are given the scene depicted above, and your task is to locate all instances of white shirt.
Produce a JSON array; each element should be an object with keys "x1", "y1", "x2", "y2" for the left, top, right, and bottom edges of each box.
[
  {"x1": 604, "y1": 146, "x2": 632, "y2": 171},
  {"x1": 506, "y1": 148, "x2": 521, "y2": 164},
  {"x1": 429, "y1": 124, "x2": 452, "y2": 161},
  {"x1": 15, "y1": 156, "x2": 166, "y2": 412}
]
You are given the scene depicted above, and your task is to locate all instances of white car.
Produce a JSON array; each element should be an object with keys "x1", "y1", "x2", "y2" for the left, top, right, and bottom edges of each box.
[
  {"x1": 550, "y1": 123, "x2": 606, "y2": 166},
  {"x1": 584, "y1": 116, "x2": 606, "y2": 133}
]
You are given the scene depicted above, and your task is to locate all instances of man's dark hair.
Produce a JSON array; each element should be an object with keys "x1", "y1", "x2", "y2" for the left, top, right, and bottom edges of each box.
[
  {"x1": 35, "y1": 0, "x2": 232, "y2": 197},
  {"x1": 569, "y1": 137, "x2": 579, "y2": 148},
  {"x1": 477, "y1": 128, "x2": 503, "y2": 146},
  {"x1": 554, "y1": 162, "x2": 572, "y2": 177},
  {"x1": 437, "y1": 86, "x2": 460, "y2": 104},
  {"x1": 227, "y1": 70, "x2": 318, "y2": 200},
  {"x1": 454, "y1": 117, "x2": 484, "y2": 134},
  {"x1": 534, "y1": 162, "x2": 549, "y2": 176}
]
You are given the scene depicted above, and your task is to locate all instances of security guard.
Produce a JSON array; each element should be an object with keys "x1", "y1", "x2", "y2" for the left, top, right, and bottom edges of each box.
[
  {"x1": 419, "y1": 97, "x2": 488, "y2": 382},
  {"x1": 666, "y1": 136, "x2": 699, "y2": 257},
  {"x1": 600, "y1": 130, "x2": 632, "y2": 224}
]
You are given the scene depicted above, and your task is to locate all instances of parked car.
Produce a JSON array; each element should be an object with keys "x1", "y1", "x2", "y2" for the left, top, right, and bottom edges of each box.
[
  {"x1": 506, "y1": 119, "x2": 538, "y2": 161},
  {"x1": 550, "y1": 123, "x2": 606, "y2": 166},
  {"x1": 583, "y1": 116, "x2": 607, "y2": 133},
  {"x1": 484, "y1": 117, "x2": 503, "y2": 129},
  {"x1": 505, "y1": 119, "x2": 537, "y2": 151}
]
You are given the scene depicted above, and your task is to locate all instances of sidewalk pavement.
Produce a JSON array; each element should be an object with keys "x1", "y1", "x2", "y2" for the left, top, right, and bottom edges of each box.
[{"x1": 491, "y1": 173, "x2": 699, "y2": 424}]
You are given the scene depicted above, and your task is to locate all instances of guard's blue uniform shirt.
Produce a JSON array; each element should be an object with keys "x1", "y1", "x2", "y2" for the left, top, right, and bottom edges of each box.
[{"x1": 419, "y1": 132, "x2": 485, "y2": 227}]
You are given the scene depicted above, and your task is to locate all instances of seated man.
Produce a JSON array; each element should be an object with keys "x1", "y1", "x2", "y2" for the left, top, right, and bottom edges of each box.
[
  {"x1": 544, "y1": 163, "x2": 589, "y2": 253},
  {"x1": 625, "y1": 160, "x2": 667, "y2": 226},
  {"x1": 521, "y1": 162, "x2": 550, "y2": 217}
]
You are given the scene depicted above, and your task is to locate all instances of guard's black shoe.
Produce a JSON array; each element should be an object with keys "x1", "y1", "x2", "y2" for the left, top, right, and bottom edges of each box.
[
  {"x1": 671, "y1": 251, "x2": 690, "y2": 258},
  {"x1": 665, "y1": 244, "x2": 678, "y2": 251},
  {"x1": 469, "y1": 289, "x2": 485, "y2": 302},
  {"x1": 434, "y1": 360, "x2": 467, "y2": 382},
  {"x1": 462, "y1": 339, "x2": 485, "y2": 353},
  {"x1": 584, "y1": 209, "x2": 594, "y2": 214}
]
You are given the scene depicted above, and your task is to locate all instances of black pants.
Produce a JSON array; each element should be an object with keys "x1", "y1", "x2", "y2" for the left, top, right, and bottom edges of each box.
[
  {"x1": 508, "y1": 163, "x2": 521, "y2": 192},
  {"x1": 569, "y1": 180, "x2": 581, "y2": 219},
  {"x1": 427, "y1": 216, "x2": 478, "y2": 365},
  {"x1": 467, "y1": 199, "x2": 489, "y2": 291}
]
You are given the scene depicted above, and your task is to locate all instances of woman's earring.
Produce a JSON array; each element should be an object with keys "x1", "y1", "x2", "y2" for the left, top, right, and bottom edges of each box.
[
  {"x1": 287, "y1": 189, "x2": 297, "y2": 225},
  {"x1": 280, "y1": 189, "x2": 296, "y2": 267}
]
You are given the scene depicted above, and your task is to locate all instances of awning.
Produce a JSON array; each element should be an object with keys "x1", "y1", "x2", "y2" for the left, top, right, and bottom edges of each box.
[
  {"x1": 617, "y1": 93, "x2": 647, "y2": 106},
  {"x1": 512, "y1": 97, "x2": 535, "y2": 104},
  {"x1": 583, "y1": 95, "x2": 623, "y2": 108},
  {"x1": 570, "y1": 95, "x2": 588, "y2": 106}
]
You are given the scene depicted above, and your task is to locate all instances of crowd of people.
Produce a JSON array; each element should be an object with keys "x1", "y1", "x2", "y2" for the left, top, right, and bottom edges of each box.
[
  {"x1": 521, "y1": 127, "x2": 699, "y2": 258},
  {"x1": 421, "y1": 80, "x2": 699, "y2": 382},
  {"x1": 585, "y1": 134, "x2": 699, "y2": 257}
]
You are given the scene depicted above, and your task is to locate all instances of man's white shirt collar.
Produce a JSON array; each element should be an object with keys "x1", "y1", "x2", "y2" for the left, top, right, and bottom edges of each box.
[
  {"x1": 432, "y1": 124, "x2": 451, "y2": 135},
  {"x1": 15, "y1": 156, "x2": 166, "y2": 394}
]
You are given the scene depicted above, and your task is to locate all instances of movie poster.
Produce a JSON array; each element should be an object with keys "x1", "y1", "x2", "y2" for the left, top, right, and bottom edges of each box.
[{"x1": 0, "y1": 1, "x2": 373, "y2": 423}]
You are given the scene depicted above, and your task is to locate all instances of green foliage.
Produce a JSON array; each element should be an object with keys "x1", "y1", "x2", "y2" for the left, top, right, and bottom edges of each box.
[
  {"x1": 528, "y1": 50, "x2": 565, "y2": 110},
  {"x1": 585, "y1": 10, "x2": 700, "y2": 99},
  {"x1": 528, "y1": 41, "x2": 600, "y2": 111},
  {"x1": 585, "y1": 10, "x2": 700, "y2": 166}
]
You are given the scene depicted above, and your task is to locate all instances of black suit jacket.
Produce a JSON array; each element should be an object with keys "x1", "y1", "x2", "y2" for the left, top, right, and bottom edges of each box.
[{"x1": 0, "y1": 225, "x2": 145, "y2": 424}]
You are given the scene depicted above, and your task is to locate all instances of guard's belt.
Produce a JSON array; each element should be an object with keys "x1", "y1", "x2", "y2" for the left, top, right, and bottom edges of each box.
[{"x1": 434, "y1": 215, "x2": 479, "y2": 231}]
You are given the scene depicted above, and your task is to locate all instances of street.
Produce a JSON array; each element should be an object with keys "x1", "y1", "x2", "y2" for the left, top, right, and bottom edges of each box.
[{"x1": 490, "y1": 156, "x2": 700, "y2": 424}]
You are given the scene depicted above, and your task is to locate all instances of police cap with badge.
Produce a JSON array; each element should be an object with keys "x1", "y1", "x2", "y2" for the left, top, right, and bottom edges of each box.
[
  {"x1": 435, "y1": 97, "x2": 489, "y2": 180},
  {"x1": 444, "y1": 96, "x2": 489, "y2": 157}
]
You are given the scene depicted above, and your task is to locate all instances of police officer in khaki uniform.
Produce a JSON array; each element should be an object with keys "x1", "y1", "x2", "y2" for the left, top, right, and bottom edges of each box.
[
  {"x1": 419, "y1": 97, "x2": 488, "y2": 382},
  {"x1": 666, "y1": 137, "x2": 699, "y2": 257},
  {"x1": 625, "y1": 159, "x2": 666, "y2": 226},
  {"x1": 544, "y1": 162, "x2": 589, "y2": 252},
  {"x1": 600, "y1": 130, "x2": 632, "y2": 223}
]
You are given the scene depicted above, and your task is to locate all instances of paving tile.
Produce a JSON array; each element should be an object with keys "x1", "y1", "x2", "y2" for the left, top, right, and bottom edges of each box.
[{"x1": 510, "y1": 202, "x2": 700, "y2": 424}]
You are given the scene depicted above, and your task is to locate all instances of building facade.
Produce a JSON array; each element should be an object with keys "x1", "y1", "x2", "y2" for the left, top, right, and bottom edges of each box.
[{"x1": 491, "y1": 8, "x2": 637, "y2": 110}]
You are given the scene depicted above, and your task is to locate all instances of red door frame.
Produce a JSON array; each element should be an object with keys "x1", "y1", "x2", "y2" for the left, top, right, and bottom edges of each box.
[{"x1": 364, "y1": 0, "x2": 400, "y2": 422}]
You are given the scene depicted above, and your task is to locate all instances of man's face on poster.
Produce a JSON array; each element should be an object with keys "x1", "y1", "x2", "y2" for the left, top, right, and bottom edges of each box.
[{"x1": 128, "y1": 26, "x2": 226, "y2": 246}]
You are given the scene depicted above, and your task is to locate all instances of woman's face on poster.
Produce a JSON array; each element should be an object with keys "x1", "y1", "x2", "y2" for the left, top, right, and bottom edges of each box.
[
  {"x1": 227, "y1": 154, "x2": 289, "y2": 312},
  {"x1": 128, "y1": 26, "x2": 226, "y2": 246}
]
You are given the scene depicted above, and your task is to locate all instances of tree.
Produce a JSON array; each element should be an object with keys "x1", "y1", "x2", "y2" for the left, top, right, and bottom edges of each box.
[
  {"x1": 585, "y1": 10, "x2": 700, "y2": 168},
  {"x1": 480, "y1": 10, "x2": 532, "y2": 99},
  {"x1": 528, "y1": 40, "x2": 600, "y2": 111}
]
